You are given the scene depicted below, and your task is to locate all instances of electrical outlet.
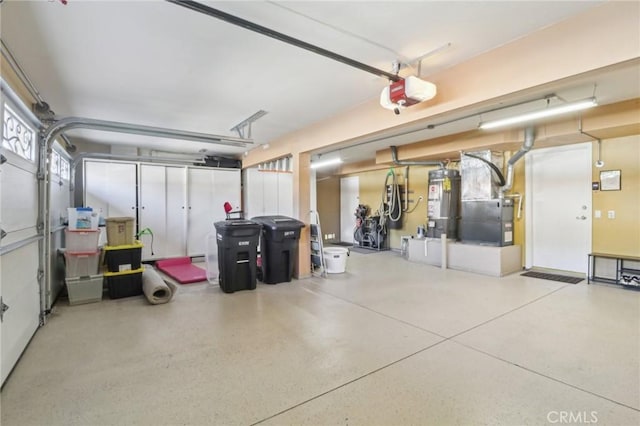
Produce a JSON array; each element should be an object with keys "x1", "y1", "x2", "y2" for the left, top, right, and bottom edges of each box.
[
  {"x1": 607, "y1": 210, "x2": 615, "y2": 219},
  {"x1": 594, "y1": 210, "x2": 601, "y2": 219}
]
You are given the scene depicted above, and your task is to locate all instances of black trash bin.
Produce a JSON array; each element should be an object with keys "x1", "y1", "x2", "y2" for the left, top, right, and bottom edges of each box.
[
  {"x1": 214, "y1": 220, "x2": 262, "y2": 293},
  {"x1": 251, "y1": 216, "x2": 305, "y2": 284}
]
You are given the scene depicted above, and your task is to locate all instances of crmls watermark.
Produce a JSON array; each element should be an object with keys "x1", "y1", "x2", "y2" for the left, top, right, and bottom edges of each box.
[{"x1": 547, "y1": 411, "x2": 598, "y2": 424}]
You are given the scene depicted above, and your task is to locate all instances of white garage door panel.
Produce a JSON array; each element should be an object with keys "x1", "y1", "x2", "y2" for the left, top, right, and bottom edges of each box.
[
  {"x1": 0, "y1": 161, "x2": 38, "y2": 246},
  {"x1": 49, "y1": 176, "x2": 70, "y2": 228},
  {"x1": 0, "y1": 242, "x2": 40, "y2": 384}
]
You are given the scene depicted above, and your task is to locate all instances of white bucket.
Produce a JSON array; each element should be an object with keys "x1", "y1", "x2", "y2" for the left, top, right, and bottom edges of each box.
[{"x1": 323, "y1": 247, "x2": 349, "y2": 274}]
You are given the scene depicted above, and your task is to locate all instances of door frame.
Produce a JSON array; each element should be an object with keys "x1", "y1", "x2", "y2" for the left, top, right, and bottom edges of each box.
[
  {"x1": 524, "y1": 142, "x2": 592, "y2": 271},
  {"x1": 340, "y1": 176, "x2": 360, "y2": 244}
]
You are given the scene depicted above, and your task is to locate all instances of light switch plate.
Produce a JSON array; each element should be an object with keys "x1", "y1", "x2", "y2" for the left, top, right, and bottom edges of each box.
[
  {"x1": 594, "y1": 210, "x2": 601, "y2": 218},
  {"x1": 608, "y1": 210, "x2": 616, "y2": 219}
]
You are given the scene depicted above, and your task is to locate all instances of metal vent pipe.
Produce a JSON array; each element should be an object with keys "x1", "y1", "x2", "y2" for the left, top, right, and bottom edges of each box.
[{"x1": 499, "y1": 126, "x2": 535, "y2": 198}]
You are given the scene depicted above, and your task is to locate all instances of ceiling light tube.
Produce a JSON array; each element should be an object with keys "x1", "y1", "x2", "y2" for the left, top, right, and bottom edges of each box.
[
  {"x1": 310, "y1": 158, "x2": 342, "y2": 169},
  {"x1": 479, "y1": 98, "x2": 598, "y2": 130}
]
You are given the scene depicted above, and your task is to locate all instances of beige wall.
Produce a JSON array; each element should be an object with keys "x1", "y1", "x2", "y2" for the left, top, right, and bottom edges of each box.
[
  {"x1": 592, "y1": 135, "x2": 640, "y2": 256},
  {"x1": 316, "y1": 177, "x2": 341, "y2": 242}
]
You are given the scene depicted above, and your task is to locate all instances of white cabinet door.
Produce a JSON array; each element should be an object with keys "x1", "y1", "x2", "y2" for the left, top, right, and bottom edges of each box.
[
  {"x1": 212, "y1": 169, "x2": 241, "y2": 222},
  {"x1": 277, "y1": 172, "x2": 293, "y2": 218},
  {"x1": 85, "y1": 161, "x2": 137, "y2": 220},
  {"x1": 187, "y1": 168, "x2": 215, "y2": 256},
  {"x1": 187, "y1": 168, "x2": 241, "y2": 256},
  {"x1": 165, "y1": 167, "x2": 186, "y2": 258},
  {"x1": 140, "y1": 165, "x2": 167, "y2": 260},
  {"x1": 243, "y1": 168, "x2": 264, "y2": 219},
  {"x1": 263, "y1": 171, "x2": 279, "y2": 215}
]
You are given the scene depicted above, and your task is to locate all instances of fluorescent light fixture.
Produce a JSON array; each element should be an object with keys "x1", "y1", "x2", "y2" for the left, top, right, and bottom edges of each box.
[
  {"x1": 479, "y1": 98, "x2": 598, "y2": 130},
  {"x1": 310, "y1": 157, "x2": 342, "y2": 169}
]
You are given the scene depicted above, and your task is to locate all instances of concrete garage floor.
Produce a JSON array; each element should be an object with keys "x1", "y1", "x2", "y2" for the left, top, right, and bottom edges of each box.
[{"x1": 1, "y1": 251, "x2": 639, "y2": 425}]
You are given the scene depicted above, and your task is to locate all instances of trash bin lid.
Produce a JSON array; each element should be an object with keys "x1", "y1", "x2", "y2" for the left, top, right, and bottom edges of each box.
[
  {"x1": 250, "y1": 215, "x2": 305, "y2": 231},
  {"x1": 214, "y1": 220, "x2": 262, "y2": 232}
]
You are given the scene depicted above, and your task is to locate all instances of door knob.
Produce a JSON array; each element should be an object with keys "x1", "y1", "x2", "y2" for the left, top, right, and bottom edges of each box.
[{"x1": 576, "y1": 215, "x2": 587, "y2": 220}]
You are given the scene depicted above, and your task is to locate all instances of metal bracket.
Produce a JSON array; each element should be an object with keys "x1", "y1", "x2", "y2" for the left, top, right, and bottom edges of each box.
[
  {"x1": 1, "y1": 228, "x2": 6, "y2": 241},
  {"x1": 37, "y1": 221, "x2": 45, "y2": 232},
  {"x1": 230, "y1": 110, "x2": 268, "y2": 139},
  {"x1": 1, "y1": 297, "x2": 9, "y2": 322},
  {"x1": 0, "y1": 154, "x2": 6, "y2": 165}
]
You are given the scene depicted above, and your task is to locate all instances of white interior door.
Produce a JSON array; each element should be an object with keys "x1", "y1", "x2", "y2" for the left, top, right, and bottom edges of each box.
[
  {"x1": 340, "y1": 176, "x2": 359, "y2": 243},
  {"x1": 526, "y1": 143, "x2": 592, "y2": 273},
  {"x1": 140, "y1": 165, "x2": 167, "y2": 259}
]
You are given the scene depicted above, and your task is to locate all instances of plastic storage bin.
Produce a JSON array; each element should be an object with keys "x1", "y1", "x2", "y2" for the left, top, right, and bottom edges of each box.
[
  {"x1": 65, "y1": 229, "x2": 100, "y2": 252},
  {"x1": 67, "y1": 207, "x2": 99, "y2": 230},
  {"x1": 104, "y1": 267, "x2": 144, "y2": 299},
  {"x1": 251, "y1": 216, "x2": 305, "y2": 284},
  {"x1": 106, "y1": 217, "x2": 135, "y2": 246},
  {"x1": 323, "y1": 247, "x2": 349, "y2": 273},
  {"x1": 213, "y1": 220, "x2": 261, "y2": 293},
  {"x1": 104, "y1": 241, "x2": 143, "y2": 273},
  {"x1": 64, "y1": 250, "x2": 101, "y2": 277},
  {"x1": 205, "y1": 231, "x2": 218, "y2": 284},
  {"x1": 66, "y1": 274, "x2": 103, "y2": 305}
]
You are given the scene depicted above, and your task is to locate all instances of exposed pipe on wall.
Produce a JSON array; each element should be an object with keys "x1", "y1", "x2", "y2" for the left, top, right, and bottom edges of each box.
[
  {"x1": 499, "y1": 126, "x2": 535, "y2": 198},
  {"x1": 166, "y1": 0, "x2": 401, "y2": 82},
  {"x1": 390, "y1": 145, "x2": 445, "y2": 168}
]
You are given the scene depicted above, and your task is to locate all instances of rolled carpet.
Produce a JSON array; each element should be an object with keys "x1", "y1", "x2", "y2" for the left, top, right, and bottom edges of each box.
[{"x1": 143, "y1": 265, "x2": 178, "y2": 305}]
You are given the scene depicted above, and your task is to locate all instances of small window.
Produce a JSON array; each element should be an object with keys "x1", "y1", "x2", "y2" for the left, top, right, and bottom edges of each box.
[
  {"x1": 52, "y1": 151, "x2": 61, "y2": 176},
  {"x1": 60, "y1": 157, "x2": 70, "y2": 181},
  {"x1": 2, "y1": 103, "x2": 36, "y2": 162}
]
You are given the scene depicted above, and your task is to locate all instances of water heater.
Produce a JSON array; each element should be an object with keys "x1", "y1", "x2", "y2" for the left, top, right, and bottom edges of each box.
[{"x1": 426, "y1": 169, "x2": 460, "y2": 239}]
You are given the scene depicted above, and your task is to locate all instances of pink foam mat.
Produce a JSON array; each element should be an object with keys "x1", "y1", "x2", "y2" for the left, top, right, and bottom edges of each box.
[{"x1": 156, "y1": 257, "x2": 206, "y2": 284}]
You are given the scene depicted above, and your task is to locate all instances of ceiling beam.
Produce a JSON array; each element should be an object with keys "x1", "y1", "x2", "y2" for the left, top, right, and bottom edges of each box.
[{"x1": 374, "y1": 98, "x2": 640, "y2": 163}]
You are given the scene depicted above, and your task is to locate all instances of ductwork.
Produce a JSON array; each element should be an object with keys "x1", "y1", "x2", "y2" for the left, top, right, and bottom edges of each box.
[
  {"x1": 390, "y1": 145, "x2": 445, "y2": 168},
  {"x1": 499, "y1": 126, "x2": 535, "y2": 198}
]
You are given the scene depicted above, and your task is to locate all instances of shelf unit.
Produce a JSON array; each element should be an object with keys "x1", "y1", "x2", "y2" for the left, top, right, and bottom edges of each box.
[{"x1": 587, "y1": 252, "x2": 640, "y2": 287}]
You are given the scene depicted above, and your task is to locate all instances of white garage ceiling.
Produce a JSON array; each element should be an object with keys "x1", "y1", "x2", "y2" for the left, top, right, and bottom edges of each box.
[{"x1": 3, "y1": 0, "x2": 634, "y2": 164}]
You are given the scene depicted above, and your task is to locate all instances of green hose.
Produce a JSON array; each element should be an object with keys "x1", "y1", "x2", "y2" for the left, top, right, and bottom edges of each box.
[{"x1": 136, "y1": 227, "x2": 154, "y2": 255}]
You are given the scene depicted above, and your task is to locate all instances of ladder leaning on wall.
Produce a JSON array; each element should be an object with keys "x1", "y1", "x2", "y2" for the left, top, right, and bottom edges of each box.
[{"x1": 310, "y1": 211, "x2": 327, "y2": 278}]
